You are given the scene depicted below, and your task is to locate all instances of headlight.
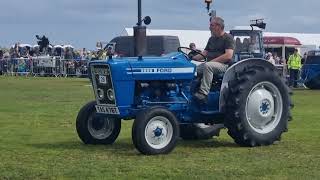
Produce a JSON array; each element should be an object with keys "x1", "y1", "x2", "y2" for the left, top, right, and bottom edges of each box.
[
  {"x1": 107, "y1": 89, "x2": 115, "y2": 101},
  {"x1": 97, "y1": 88, "x2": 104, "y2": 100}
]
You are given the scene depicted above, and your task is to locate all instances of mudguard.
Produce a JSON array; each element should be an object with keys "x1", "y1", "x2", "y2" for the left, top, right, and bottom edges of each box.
[{"x1": 219, "y1": 58, "x2": 276, "y2": 112}]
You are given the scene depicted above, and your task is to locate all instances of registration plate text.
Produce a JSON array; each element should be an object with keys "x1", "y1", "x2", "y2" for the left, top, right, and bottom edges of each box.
[{"x1": 95, "y1": 105, "x2": 120, "y2": 115}]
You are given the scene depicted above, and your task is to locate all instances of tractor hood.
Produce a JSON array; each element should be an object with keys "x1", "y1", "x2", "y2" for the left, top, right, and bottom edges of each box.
[{"x1": 91, "y1": 52, "x2": 196, "y2": 81}]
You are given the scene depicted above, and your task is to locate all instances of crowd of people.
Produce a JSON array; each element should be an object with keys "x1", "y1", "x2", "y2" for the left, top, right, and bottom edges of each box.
[
  {"x1": 265, "y1": 52, "x2": 283, "y2": 65},
  {"x1": 0, "y1": 40, "x2": 111, "y2": 77},
  {"x1": 0, "y1": 43, "x2": 106, "y2": 61}
]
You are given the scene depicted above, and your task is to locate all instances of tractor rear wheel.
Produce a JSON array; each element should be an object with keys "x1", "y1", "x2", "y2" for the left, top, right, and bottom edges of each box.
[
  {"x1": 132, "y1": 107, "x2": 179, "y2": 155},
  {"x1": 225, "y1": 65, "x2": 291, "y2": 146}
]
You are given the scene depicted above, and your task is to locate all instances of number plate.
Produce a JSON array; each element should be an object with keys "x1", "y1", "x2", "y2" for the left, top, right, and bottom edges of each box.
[
  {"x1": 99, "y1": 75, "x2": 107, "y2": 84},
  {"x1": 95, "y1": 105, "x2": 120, "y2": 115}
]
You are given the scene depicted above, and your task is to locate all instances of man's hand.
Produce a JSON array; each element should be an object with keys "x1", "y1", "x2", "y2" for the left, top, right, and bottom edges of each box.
[{"x1": 192, "y1": 50, "x2": 208, "y2": 61}]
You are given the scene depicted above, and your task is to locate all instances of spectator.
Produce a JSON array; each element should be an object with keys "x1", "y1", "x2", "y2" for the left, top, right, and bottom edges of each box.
[
  {"x1": 235, "y1": 37, "x2": 242, "y2": 53},
  {"x1": 32, "y1": 46, "x2": 40, "y2": 57},
  {"x1": 187, "y1": 43, "x2": 201, "y2": 58},
  {"x1": 273, "y1": 53, "x2": 280, "y2": 64},
  {"x1": 288, "y1": 49, "x2": 302, "y2": 88},
  {"x1": 3, "y1": 51, "x2": 10, "y2": 59},
  {"x1": 301, "y1": 52, "x2": 307, "y2": 64},
  {"x1": 242, "y1": 38, "x2": 249, "y2": 52},
  {"x1": 54, "y1": 47, "x2": 62, "y2": 57},
  {"x1": 0, "y1": 49, "x2": 3, "y2": 59},
  {"x1": 97, "y1": 49, "x2": 107, "y2": 60},
  {"x1": 0, "y1": 49, "x2": 3, "y2": 75},
  {"x1": 36, "y1": 35, "x2": 49, "y2": 54},
  {"x1": 248, "y1": 35, "x2": 260, "y2": 53},
  {"x1": 266, "y1": 52, "x2": 275, "y2": 65},
  {"x1": 12, "y1": 43, "x2": 20, "y2": 58},
  {"x1": 64, "y1": 48, "x2": 74, "y2": 60},
  {"x1": 80, "y1": 48, "x2": 88, "y2": 60}
]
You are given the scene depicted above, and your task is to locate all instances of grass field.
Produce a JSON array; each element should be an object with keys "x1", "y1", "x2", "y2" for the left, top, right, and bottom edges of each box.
[{"x1": 0, "y1": 76, "x2": 319, "y2": 179}]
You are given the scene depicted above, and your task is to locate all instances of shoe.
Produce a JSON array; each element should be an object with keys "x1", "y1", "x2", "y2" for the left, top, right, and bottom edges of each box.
[{"x1": 193, "y1": 91, "x2": 208, "y2": 103}]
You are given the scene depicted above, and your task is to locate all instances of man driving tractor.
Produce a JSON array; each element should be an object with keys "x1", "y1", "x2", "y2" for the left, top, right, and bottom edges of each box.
[{"x1": 192, "y1": 16, "x2": 235, "y2": 103}]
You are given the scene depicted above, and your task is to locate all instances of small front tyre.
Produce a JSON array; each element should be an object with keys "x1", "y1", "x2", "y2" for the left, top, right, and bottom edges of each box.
[
  {"x1": 132, "y1": 107, "x2": 179, "y2": 155},
  {"x1": 76, "y1": 101, "x2": 121, "y2": 145}
]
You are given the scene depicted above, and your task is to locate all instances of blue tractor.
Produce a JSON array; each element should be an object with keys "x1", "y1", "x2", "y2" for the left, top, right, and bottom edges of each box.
[
  {"x1": 301, "y1": 50, "x2": 320, "y2": 89},
  {"x1": 76, "y1": 1, "x2": 292, "y2": 155}
]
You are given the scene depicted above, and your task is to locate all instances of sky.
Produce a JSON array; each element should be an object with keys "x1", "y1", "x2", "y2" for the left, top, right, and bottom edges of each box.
[{"x1": 1, "y1": 0, "x2": 319, "y2": 49}]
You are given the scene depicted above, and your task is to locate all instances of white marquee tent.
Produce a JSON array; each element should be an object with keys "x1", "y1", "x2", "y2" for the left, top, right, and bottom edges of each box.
[{"x1": 125, "y1": 28, "x2": 320, "y2": 52}]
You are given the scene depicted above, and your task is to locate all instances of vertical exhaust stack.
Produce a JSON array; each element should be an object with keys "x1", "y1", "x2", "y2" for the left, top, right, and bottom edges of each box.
[
  {"x1": 134, "y1": 0, "x2": 151, "y2": 57},
  {"x1": 133, "y1": 26, "x2": 147, "y2": 57}
]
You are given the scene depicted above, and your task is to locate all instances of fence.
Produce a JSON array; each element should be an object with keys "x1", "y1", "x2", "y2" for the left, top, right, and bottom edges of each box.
[
  {"x1": 0, "y1": 57, "x2": 89, "y2": 77},
  {"x1": 0, "y1": 57, "x2": 299, "y2": 86}
]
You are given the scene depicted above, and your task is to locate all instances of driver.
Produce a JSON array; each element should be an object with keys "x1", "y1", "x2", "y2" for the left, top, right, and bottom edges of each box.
[{"x1": 192, "y1": 16, "x2": 235, "y2": 103}]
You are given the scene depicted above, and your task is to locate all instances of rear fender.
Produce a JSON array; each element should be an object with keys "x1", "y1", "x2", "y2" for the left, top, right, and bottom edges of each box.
[{"x1": 219, "y1": 58, "x2": 275, "y2": 112}]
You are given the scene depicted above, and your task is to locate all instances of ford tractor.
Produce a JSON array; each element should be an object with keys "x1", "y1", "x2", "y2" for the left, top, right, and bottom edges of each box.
[{"x1": 75, "y1": 1, "x2": 293, "y2": 155}]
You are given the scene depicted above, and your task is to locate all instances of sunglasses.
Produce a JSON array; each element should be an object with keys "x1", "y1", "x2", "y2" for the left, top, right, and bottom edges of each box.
[{"x1": 210, "y1": 23, "x2": 221, "y2": 27}]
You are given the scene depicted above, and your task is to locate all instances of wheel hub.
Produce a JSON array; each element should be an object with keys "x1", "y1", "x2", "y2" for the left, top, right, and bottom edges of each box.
[
  {"x1": 145, "y1": 116, "x2": 173, "y2": 149},
  {"x1": 154, "y1": 127, "x2": 163, "y2": 137},
  {"x1": 246, "y1": 82, "x2": 283, "y2": 134},
  {"x1": 260, "y1": 99, "x2": 271, "y2": 115},
  {"x1": 88, "y1": 114, "x2": 114, "y2": 139},
  {"x1": 92, "y1": 117, "x2": 105, "y2": 130}
]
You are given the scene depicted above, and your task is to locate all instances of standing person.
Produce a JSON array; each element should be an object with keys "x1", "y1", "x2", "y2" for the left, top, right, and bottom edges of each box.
[
  {"x1": 0, "y1": 49, "x2": 3, "y2": 59},
  {"x1": 0, "y1": 49, "x2": 3, "y2": 75},
  {"x1": 36, "y1": 35, "x2": 49, "y2": 54},
  {"x1": 287, "y1": 49, "x2": 302, "y2": 88},
  {"x1": 273, "y1": 53, "x2": 280, "y2": 64},
  {"x1": 267, "y1": 52, "x2": 275, "y2": 65},
  {"x1": 80, "y1": 48, "x2": 88, "y2": 60},
  {"x1": 192, "y1": 16, "x2": 235, "y2": 102},
  {"x1": 301, "y1": 52, "x2": 307, "y2": 64}
]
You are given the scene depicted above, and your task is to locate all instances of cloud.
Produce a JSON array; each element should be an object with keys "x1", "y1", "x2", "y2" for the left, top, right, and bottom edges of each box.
[{"x1": 292, "y1": 16, "x2": 319, "y2": 26}]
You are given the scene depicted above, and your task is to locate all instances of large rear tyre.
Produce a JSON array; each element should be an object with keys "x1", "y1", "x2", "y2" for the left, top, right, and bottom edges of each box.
[
  {"x1": 132, "y1": 107, "x2": 179, "y2": 155},
  {"x1": 225, "y1": 65, "x2": 291, "y2": 146},
  {"x1": 76, "y1": 101, "x2": 121, "y2": 144}
]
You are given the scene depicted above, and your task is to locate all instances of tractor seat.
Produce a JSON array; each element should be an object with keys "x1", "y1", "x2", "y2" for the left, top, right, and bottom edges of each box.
[{"x1": 215, "y1": 73, "x2": 224, "y2": 81}]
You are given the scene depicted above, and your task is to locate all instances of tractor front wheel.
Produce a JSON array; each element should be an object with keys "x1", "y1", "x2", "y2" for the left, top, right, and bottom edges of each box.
[
  {"x1": 132, "y1": 107, "x2": 179, "y2": 155},
  {"x1": 76, "y1": 101, "x2": 121, "y2": 145}
]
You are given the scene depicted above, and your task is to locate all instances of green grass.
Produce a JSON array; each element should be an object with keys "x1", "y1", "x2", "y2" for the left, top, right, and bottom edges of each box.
[{"x1": 0, "y1": 76, "x2": 319, "y2": 180}]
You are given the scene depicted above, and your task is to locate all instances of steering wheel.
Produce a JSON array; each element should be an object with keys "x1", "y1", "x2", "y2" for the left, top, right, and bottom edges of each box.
[{"x1": 177, "y1": 47, "x2": 207, "y2": 62}]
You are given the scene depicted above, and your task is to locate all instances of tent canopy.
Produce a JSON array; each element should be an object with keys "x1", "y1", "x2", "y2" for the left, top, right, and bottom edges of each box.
[{"x1": 263, "y1": 36, "x2": 302, "y2": 46}]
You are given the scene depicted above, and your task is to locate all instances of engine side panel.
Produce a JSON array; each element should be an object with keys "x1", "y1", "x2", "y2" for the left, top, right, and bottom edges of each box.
[{"x1": 128, "y1": 53, "x2": 196, "y2": 81}]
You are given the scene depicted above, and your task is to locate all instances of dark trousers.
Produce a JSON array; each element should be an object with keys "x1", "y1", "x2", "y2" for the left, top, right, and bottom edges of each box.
[{"x1": 289, "y1": 69, "x2": 299, "y2": 87}]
